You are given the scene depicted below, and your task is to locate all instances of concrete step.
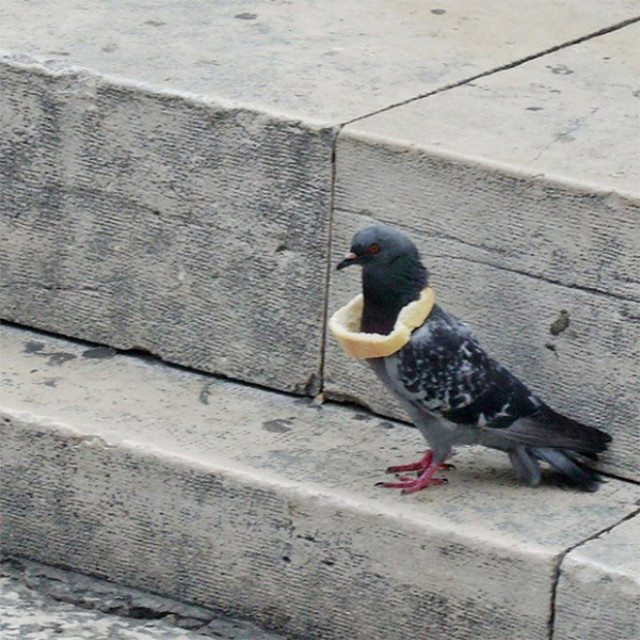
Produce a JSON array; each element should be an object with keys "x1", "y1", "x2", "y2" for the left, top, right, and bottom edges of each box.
[
  {"x1": 1, "y1": 1, "x2": 638, "y2": 483},
  {"x1": 327, "y1": 21, "x2": 640, "y2": 481},
  {"x1": 1, "y1": 324, "x2": 639, "y2": 640}
]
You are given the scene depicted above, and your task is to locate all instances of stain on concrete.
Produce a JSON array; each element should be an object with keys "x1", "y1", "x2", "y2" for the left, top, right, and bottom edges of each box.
[
  {"x1": 547, "y1": 64, "x2": 573, "y2": 75},
  {"x1": 263, "y1": 419, "x2": 294, "y2": 434},
  {"x1": 23, "y1": 340, "x2": 77, "y2": 366},
  {"x1": 82, "y1": 346, "x2": 116, "y2": 360},
  {"x1": 235, "y1": 12, "x2": 257, "y2": 20},
  {"x1": 46, "y1": 352, "x2": 77, "y2": 366},
  {"x1": 198, "y1": 382, "x2": 218, "y2": 405},
  {"x1": 549, "y1": 310, "x2": 570, "y2": 335},
  {"x1": 23, "y1": 341, "x2": 45, "y2": 354},
  {"x1": 293, "y1": 396, "x2": 322, "y2": 411}
]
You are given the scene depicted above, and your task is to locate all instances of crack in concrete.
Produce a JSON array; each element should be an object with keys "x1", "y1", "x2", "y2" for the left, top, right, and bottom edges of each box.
[
  {"x1": 548, "y1": 507, "x2": 640, "y2": 639},
  {"x1": 430, "y1": 253, "x2": 640, "y2": 304},
  {"x1": 529, "y1": 107, "x2": 601, "y2": 163},
  {"x1": 316, "y1": 125, "x2": 344, "y2": 399},
  {"x1": 342, "y1": 15, "x2": 640, "y2": 126}
]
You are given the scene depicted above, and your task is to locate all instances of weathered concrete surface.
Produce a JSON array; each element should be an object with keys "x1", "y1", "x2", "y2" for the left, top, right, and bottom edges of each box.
[
  {"x1": 326, "y1": 23, "x2": 640, "y2": 480},
  {"x1": 1, "y1": 325, "x2": 639, "y2": 640},
  {"x1": 0, "y1": 575, "x2": 204, "y2": 640},
  {"x1": 554, "y1": 515, "x2": 640, "y2": 640},
  {"x1": 339, "y1": 22, "x2": 640, "y2": 197},
  {"x1": 0, "y1": 557, "x2": 287, "y2": 639},
  {"x1": 0, "y1": 1, "x2": 637, "y2": 123},
  {"x1": 0, "y1": 62, "x2": 333, "y2": 394},
  {"x1": 1, "y1": 2, "x2": 639, "y2": 396}
]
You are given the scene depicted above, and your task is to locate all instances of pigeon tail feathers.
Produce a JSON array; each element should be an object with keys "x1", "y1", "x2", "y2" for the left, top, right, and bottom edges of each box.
[
  {"x1": 508, "y1": 445, "x2": 604, "y2": 491},
  {"x1": 498, "y1": 404, "x2": 612, "y2": 454},
  {"x1": 537, "y1": 447, "x2": 605, "y2": 491}
]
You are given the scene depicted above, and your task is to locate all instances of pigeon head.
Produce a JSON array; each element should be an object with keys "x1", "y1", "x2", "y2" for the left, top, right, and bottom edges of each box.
[
  {"x1": 336, "y1": 224, "x2": 420, "y2": 272},
  {"x1": 337, "y1": 224, "x2": 429, "y2": 334}
]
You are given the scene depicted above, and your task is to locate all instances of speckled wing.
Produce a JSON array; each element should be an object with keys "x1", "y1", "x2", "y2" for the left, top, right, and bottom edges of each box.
[{"x1": 394, "y1": 305, "x2": 542, "y2": 429}]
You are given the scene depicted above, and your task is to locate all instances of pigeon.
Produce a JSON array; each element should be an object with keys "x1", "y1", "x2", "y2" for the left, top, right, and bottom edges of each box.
[{"x1": 335, "y1": 224, "x2": 612, "y2": 493}]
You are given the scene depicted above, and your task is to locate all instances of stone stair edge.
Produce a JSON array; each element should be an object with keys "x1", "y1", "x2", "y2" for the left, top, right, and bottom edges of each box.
[
  {"x1": 0, "y1": 50, "x2": 340, "y2": 131},
  {"x1": 4, "y1": 46, "x2": 639, "y2": 202},
  {"x1": 337, "y1": 125, "x2": 640, "y2": 203},
  {"x1": 1, "y1": 324, "x2": 638, "y2": 548},
  {"x1": 1, "y1": 401, "x2": 637, "y2": 640},
  {"x1": 0, "y1": 402, "x2": 561, "y2": 556},
  {"x1": 2, "y1": 323, "x2": 639, "y2": 640}
]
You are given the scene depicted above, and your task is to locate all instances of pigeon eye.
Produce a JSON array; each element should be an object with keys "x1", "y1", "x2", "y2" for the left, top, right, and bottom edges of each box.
[{"x1": 366, "y1": 243, "x2": 381, "y2": 255}]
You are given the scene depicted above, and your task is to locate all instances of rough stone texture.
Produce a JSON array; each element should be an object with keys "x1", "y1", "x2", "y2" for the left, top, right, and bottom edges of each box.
[
  {"x1": 1, "y1": 325, "x2": 639, "y2": 640},
  {"x1": 326, "y1": 24, "x2": 640, "y2": 480},
  {"x1": 0, "y1": 1, "x2": 638, "y2": 123},
  {"x1": 340, "y1": 22, "x2": 640, "y2": 197},
  {"x1": 0, "y1": 61, "x2": 334, "y2": 393},
  {"x1": 0, "y1": 575, "x2": 206, "y2": 640},
  {"x1": 1, "y1": 3, "x2": 640, "y2": 396},
  {"x1": 0, "y1": 558, "x2": 287, "y2": 640},
  {"x1": 554, "y1": 515, "x2": 640, "y2": 640}
]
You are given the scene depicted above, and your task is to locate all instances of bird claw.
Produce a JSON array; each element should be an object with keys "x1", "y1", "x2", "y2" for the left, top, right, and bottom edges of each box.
[
  {"x1": 378, "y1": 469, "x2": 448, "y2": 493},
  {"x1": 386, "y1": 450, "x2": 435, "y2": 474},
  {"x1": 386, "y1": 450, "x2": 453, "y2": 474},
  {"x1": 402, "y1": 477, "x2": 448, "y2": 494}
]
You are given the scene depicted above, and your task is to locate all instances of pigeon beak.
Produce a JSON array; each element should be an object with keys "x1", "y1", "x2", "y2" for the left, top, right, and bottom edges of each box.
[{"x1": 337, "y1": 251, "x2": 358, "y2": 270}]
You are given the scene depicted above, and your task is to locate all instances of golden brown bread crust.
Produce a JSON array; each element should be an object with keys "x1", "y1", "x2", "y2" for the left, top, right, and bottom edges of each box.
[{"x1": 329, "y1": 287, "x2": 435, "y2": 358}]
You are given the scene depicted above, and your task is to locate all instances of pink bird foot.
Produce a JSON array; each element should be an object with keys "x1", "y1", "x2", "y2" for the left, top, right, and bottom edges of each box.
[
  {"x1": 380, "y1": 463, "x2": 447, "y2": 494},
  {"x1": 379, "y1": 450, "x2": 451, "y2": 494},
  {"x1": 385, "y1": 449, "x2": 453, "y2": 474}
]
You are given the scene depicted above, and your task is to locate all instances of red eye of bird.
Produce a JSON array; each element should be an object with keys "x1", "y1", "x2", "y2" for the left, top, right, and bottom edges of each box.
[{"x1": 366, "y1": 243, "x2": 381, "y2": 255}]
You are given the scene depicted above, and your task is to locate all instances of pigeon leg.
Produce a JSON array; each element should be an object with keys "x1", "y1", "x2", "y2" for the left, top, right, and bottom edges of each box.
[
  {"x1": 381, "y1": 461, "x2": 447, "y2": 493},
  {"x1": 386, "y1": 449, "x2": 434, "y2": 473}
]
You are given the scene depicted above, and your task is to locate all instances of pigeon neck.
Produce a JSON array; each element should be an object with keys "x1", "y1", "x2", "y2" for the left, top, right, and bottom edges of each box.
[{"x1": 361, "y1": 257, "x2": 428, "y2": 335}]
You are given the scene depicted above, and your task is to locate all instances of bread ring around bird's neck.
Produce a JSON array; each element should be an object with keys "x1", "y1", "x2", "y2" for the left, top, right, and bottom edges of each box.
[{"x1": 329, "y1": 287, "x2": 435, "y2": 358}]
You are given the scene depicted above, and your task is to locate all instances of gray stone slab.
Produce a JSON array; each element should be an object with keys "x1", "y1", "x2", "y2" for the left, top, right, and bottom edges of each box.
[
  {"x1": 554, "y1": 515, "x2": 640, "y2": 640},
  {"x1": 1, "y1": 2, "x2": 638, "y2": 395},
  {"x1": 0, "y1": 62, "x2": 333, "y2": 393},
  {"x1": 0, "y1": 1, "x2": 637, "y2": 123},
  {"x1": 327, "y1": 26, "x2": 640, "y2": 480},
  {"x1": 342, "y1": 22, "x2": 640, "y2": 196},
  {"x1": 0, "y1": 557, "x2": 287, "y2": 640},
  {"x1": 1, "y1": 325, "x2": 639, "y2": 640},
  {"x1": 0, "y1": 576, "x2": 203, "y2": 640}
]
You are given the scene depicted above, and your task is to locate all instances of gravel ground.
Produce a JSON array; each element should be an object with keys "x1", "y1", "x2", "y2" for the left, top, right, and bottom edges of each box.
[{"x1": 0, "y1": 557, "x2": 288, "y2": 640}]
